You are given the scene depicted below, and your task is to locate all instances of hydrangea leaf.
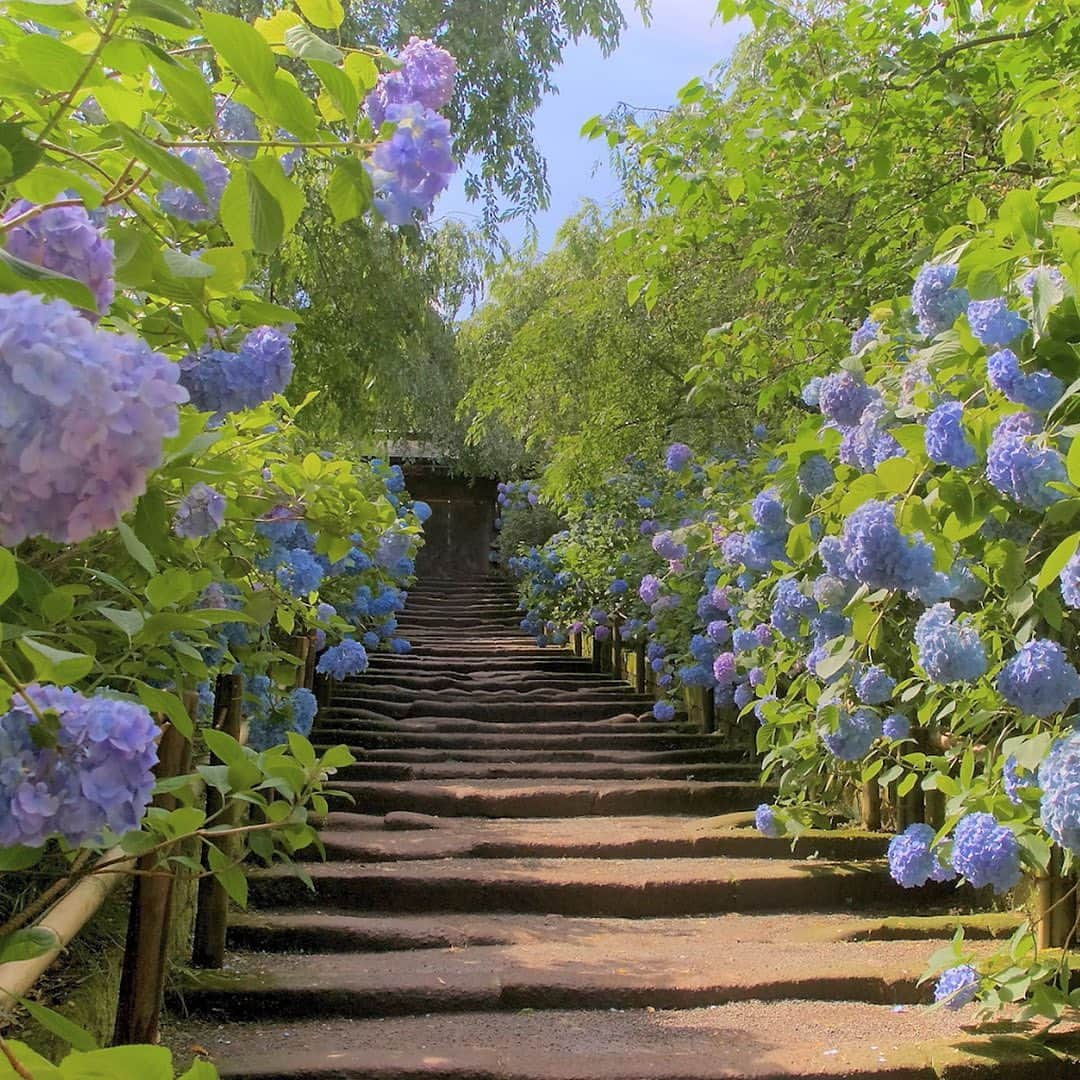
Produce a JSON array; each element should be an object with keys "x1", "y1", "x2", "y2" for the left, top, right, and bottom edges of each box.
[
  {"x1": 16, "y1": 638, "x2": 94, "y2": 683},
  {"x1": 296, "y1": 0, "x2": 345, "y2": 30}
]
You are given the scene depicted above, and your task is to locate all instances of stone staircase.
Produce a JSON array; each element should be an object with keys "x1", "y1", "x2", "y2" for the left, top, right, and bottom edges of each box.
[{"x1": 165, "y1": 577, "x2": 1080, "y2": 1078}]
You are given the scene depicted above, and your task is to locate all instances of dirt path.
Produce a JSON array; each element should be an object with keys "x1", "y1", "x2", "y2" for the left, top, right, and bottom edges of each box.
[{"x1": 164, "y1": 577, "x2": 1080, "y2": 1078}]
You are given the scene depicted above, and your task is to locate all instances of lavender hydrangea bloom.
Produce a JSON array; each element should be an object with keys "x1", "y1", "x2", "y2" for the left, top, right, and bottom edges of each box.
[
  {"x1": 986, "y1": 349, "x2": 1062, "y2": 412},
  {"x1": 173, "y1": 482, "x2": 226, "y2": 539},
  {"x1": 1021, "y1": 266, "x2": 1067, "y2": 298},
  {"x1": 934, "y1": 965, "x2": 980, "y2": 1010},
  {"x1": 639, "y1": 574, "x2": 662, "y2": 604},
  {"x1": 951, "y1": 812, "x2": 1021, "y2": 894},
  {"x1": 653, "y1": 701, "x2": 676, "y2": 722},
  {"x1": 366, "y1": 36, "x2": 456, "y2": 124},
  {"x1": 967, "y1": 298, "x2": 1028, "y2": 347},
  {"x1": 157, "y1": 147, "x2": 229, "y2": 223},
  {"x1": 883, "y1": 714, "x2": 910, "y2": 741},
  {"x1": 818, "y1": 370, "x2": 875, "y2": 427},
  {"x1": 914, "y1": 604, "x2": 987, "y2": 684},
  {"x1": 818, "y1": 535, "x2": 849, "y2": 578},
  {"x1": 1003, "y1": 756, "x2": 1034, "y2": 805},
  {"x1": 838, "y1": 401, "x2": 903, "y2": 474},
  {"x1": 812, "y1": 575, "x2": 849, "y2": 611},
  {"x1": 1038, "y1": 730, "x2": 1080, "y2": 855},
  {"x1": 985, "y1": 411, "x2": 1067, "y2": 509},
  {"x1": 801, "y1": 377, "x2": 823, "y2": 407},
  {"x1": 856, "y1": 665, "x2": 895, "y2": 704},
  {"x1": 924, "y1": 401, "x2": 977, "y2": 468},
  {"x1": 317, "y1": 638, "x2": 369, "y2": 680},
  {"x1": 838, "y1": 500, "x2": 935, "y2": 592},
  {"x1": 751, "y1": 488, "x2": 786, "y2": 532},
  {"x1": 733, "y1": 682, "x2": 754, "y2": 709},
  {"x1": 771, "y1": 578, "x2": 819, "y2": 640},
  {"x1": 797, "y1": 454, "x2": 834, "y2": 497},
  {"x1": 652, "y1": 532, "x2": 687, "y2": 561},
  {"x1": 0, "y1": 293, "x2": 188, "y2": 546},
  {"x1": 911, "y1": 264, "x2": 968, "y2": 336},
  {"x1": 755, "y1": 804, "x2": 782, "y2": 837},
  {"x1": 664, "y1": 442, "x2": 693, "y2": 471},
  {"x1": 179, "y1": 325, "x2": 294, "y2": 419},
  {"x1": 275, "y1": 548, "x2": 324, "y2": 597},
  {"x1": 390, "y1": 637, "x2": 411, "y2": 654},
  {"x1": 820, "y1": 707, "x2": 882, "y2": 761},
  {"x1": 3, "y1": 201, "x2": 115, "y2": 320},
  {"x1": 0, "y1": 684, "x2": 159, "y2": 848},
  {"x1": 1061, "y1": 551, "x2": 1080, "y2": 608},
  {"x1": 712, "y1": 652, "x2": 737, "y2": 684},
  {"x1": 850, "y1": 316, "x2": 880, "y2": 353},
  {"x1": 888, "y1": 824, "x2": 945, "y2": 888},
  {"x1": 215, "y1": 96, "x2": 258, "y2": 158},
  {"x1": 997, "y1": 639, "x2": 1080, "y2": 717},
  {"x1": 369, "y1": 103, "x2": 456, "y2": 225}
]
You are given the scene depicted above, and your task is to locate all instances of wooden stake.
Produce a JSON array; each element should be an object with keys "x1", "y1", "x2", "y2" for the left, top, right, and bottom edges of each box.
[
  {"x1": 114, "y1": 703, "x2": 195, "y2": 1044},
  {"x1": 192, "y1": 674, "x2": 242, "y2": 969},
  {"x1": 634, "y1": 643, "x2": 646, "y2": 695},
  {"x1": 860, "y1": 780, "x2": 882, "y2": 832},
  {"x1": 304, "y1": 632, "x2": 318, "y2": 690}
]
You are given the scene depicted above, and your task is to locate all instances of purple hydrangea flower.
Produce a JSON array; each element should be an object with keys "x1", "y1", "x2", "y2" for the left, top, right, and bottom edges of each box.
[
  {"x1": 838, "y1": 500, "x2": 935, "y2": 592},
  {"x1": 733, "y1": 681, "x2": 754, "y2": 709},
  {"x1": 838, "y1": 399, "x2": 902, "y2": 473},
  {"x1": 157, "y1": 147, "x2": 229, "y2": 223},
  {"x1": 934, "y1": 965, "x2": 980, "y2": 1010},
  {"x1": 664, "y1": 442, "x2": 693, "y2": 471},
  {"x1": 997, "y1": 639, "x2": 1080, "y2": 717},
  {"x1": 173, "y1": 482, "x2": 226, "y2": 539},
  {"x1": 951, "y1": 812, "x2": 1021, "y2": 894},
  {"x1": 712, "y1": 652, "x2": 737, "y2": 684},
  {"x1": 179, "y1": 325, "x2": 294, "y2": 418},
  {"x1": 1038, "y1": 730, "x2": 1080, "y2": 855},
  {"x1": 316, "y1": 638, "x2": 369, "y2": 680},
  {"x1": 856, "y1": 665, "x2": 895, "y2": 704},
  {"x1": 369, "y1": 103, "x2": 456, "y2": 225},
  {"x1": 0, "y1": 293, "x2": 187, "y2": 545},
  {"x1": 924, "y1": 401, "x2": 977, "y2": 468},
  {"x1": 755, "y1": 803, "x2": 781, "y2": 837},
  {"x1": 0, "y1": 684, "x2": 159, "y2": 848},
  {"x1": 3, "y1": 201, "x2": 115, "y2": 320},
  {"x1": 818, "y1": 370, "x2": 875, "y2": 427},
  {"x1": 1062, "y1": 551, "x2": 1080, "y2": 609},
  {"x1": 820, "y1": 707, "x2": 882, "y2": 761},
  {"x1": 850, "y1": 316, "x2": 880, "y2": 353},
  {"x1": 639, "y1": 574, "x2": 662, "y2": 604},
  {"x1": 653, "y1": 701, "x2": 676, "y2": 722},
  {"x1": 887, "y1": 823, "x2": 951, "y2": 888},
  {"x1": 215, "y1": 95, "x2": 258, "y2": 158},
  {"x1": 967, "y1": 298, "x2": 1028, "y2": 347},
  {"x1": 882, "y1": 714, "x2": 910, "y2": 741},
  {"x1": 366, "y1": 36, "x2": 456, "y2": 124},
  {"x1": 652, "y1": 532, "x2": 687, "y2": 561},
  {"x1": 797, "y1": 454, "x2": 835, "y2": 497},
  {"x1": 911, "y1": 264, "x2": 968, "y2": 337},
  {"x1": 914, "y1": 604, "x2": 987, "y2": 684},
  {"x1": 986, "y1": 349, "x2": 1062, "y2": 412}
]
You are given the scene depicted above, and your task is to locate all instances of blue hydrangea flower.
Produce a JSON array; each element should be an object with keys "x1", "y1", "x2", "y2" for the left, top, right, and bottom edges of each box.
[
  {"x1": 317, "y1": 638, "x2": 369, "y2": 680},
  {"x1": 215, "y1": 95, "x2": 258, "y2": 158},
  {"x1": 985, "y1": 412, "x2": 1067, "y2": 509},
  {"x1": 820, "y1": 707, "x2": 882, "y2": 761},
  {"x1": 771, "y1": 578, "x2": 819, "y2": 640},
  {"x1": 751, "y1": 487, "x2": 786, "y2": 532},
  {"x1": 731, "y1": 628, "x2": 757, "y2": 653},
  {"x1": 0, "y1": 684, "x2": 159, "y2": 848},
  {"x1": 412, "y1": 500, "x2": 432, "y2": 522},
  {"x1": 801, "y1": 377, "x2": 823, "y2": 407},
  {"x1": 812, "y1": 574, "x2": 850, "y2": 611},
  {"x1": 0, "y1": 293, "x2": 187, "y2": 546},
  {"x1": 366, "y1": 36, "x2": 456, "y2": 123},
  {"x1": 173, "y1": 482, "x2": 226, "y2": 539},
  {"x1": 157, "y1": 147, "x2": 229, "y2": 223},
  {"x1": 247, "y1": 686, "x2": 318, "y2": 751},
  {"x1": 733, "y1": 682, "x2": 754, "y2": 709},
  {"x1": 914, "y1": 560, "x2": 984, "y2": 605},
  {"x1": 389, "y1": 637, "x2": 411, "y2": 654},
  {"x1": 653, "y1": 701, "x2": 675, "y2": 722},
  {"x1": 818, "y1": 370, "x2": 875, "y2": 427},
  {"x1": 887, "y1": 823, "x2": 950, "y2": 888},
  {"x1": 850, "y1": 316, "x2": 880, "y2": 353},
  {"x1": 609, "y1": 578, "x2": 628, "y2": 595},
  {"x1": 856, "y1": 665, "x2": 895, "y2": 704},
  {"x1": 951, "y1": 812, "x2": 1021, "y2": 894},
  {"x1": 755, "y1": 803, "x2": 781, "y2": 837},
  {"x1": 914, "y1": 604, "x2": 987, "y2": 684},
  {"x1": 1003, "y1": 755, "x2": 1034, "y2": 805},
  {"x1": 967, "y1": 298, "x2": 1028, "y2": 347},
  {"x1": 3, "y1": 201, "x2": 115, "y2": 320},
  {"x1": 664, "y1": 442, "x2": 693, "y2": 471},
  {"x1": 275, "y1": 548, "x2": 324, "y2": 597},
  {"x1": 1038, "y1": 730, "x2": 1080, "y2": 855},
  {"x1": 797, "y1": 454, "x2": 834, "y2": 497},
  {"x1": 179, "y1": 325, "x2": 294, "y2": 419},
  {"x1": 882, "y1": 714, "x2": 910, "y2": 741},
  {"x1": 935, "y1": 965, "x2": 980, "y2": 1010},
  {"x1": 652, "y1": 532, "x2": 687, "y2": 561},
  {"x1": 369, "y1": 103, "x2": 456, "y2": 225},
  {"x1": 997, "y1": 639, "x2": 1080, "y2": 717},
  {"x1": 818, "y1": 536, "x2": 849, "y2": 579},
  {"x1": 987, "y1": 349, "x2": 1062, "y2": 412},
  {"x1": 1061, "y1": 551, "x2": 1080, "y2": 608},
  {"x1": 838, "y1": 500, "x2": 935, "y2": 592},
  {"x1": 911, "y1": 264, "x2": 968, "y2": 336},
  {"x1": 924, "y1": 401, "x2": 977, "y2": 468},
  {"x1": 839, "y1": 400, "x2": 902, "y2": 473}
]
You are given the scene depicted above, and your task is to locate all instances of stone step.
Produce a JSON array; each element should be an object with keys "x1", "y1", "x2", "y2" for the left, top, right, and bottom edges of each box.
[
  {"x1": 225, "y1": 910, "x2": 1018, "y2": 955},
  {"x1": 246, "y1": 856, "x2": 935, "y2": 917},
  {"x1": 342, "y1": 682, "x2": 647, "y2": 701},
  {"x1": 328, "y1": 779, "x2": 771, "y2": 817},
  {"x1": 319, "y1": 713, "x2": 678, "y2": 734},
  {"x1": 327, "y1": 699, "x2": 659, "y2": 723},
  {"x1": 323, "y1": 747, "x2": 738, "y2": 764},
  {"x1": 333, "y1": 761, "x2": 759, "y2": 782},
  {"x1": 314, "y1": 730, "x2": 722, "y2": 753},
  {"x1": 362, "y1": 657, "x2": 592, "y2": 673},
  {"x1": 162, "y1": 1006, "x2": 1080, "y2": 1079},
  {"x1": 175, "y1": 929, "x2": 965, "y2": 1019},
  {"x1": 313, "y1": 814, "x2": 886, "y2": 863}
]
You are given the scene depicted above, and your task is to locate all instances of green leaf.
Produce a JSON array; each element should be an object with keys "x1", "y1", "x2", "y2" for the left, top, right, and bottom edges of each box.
[
  {"x1": 0, "y1": 123, "x2": 43, "y2": 182},
  {"x1": 1036, "y1": 532, "x2": 1080, "y2": 593},
  {"x1": 0, "y1": 845, "x2": 43, "y2": 871},
  {"x1": 204, "y1": 728, "x2": 246, "y2": 767},
  {"x1": 0, "y1": 928, "x2": 58, "y2": 965},
  {"x1": 876, "y1": 456, "x2": 917, "y2": 494},
  {"x1": 153, "y1": 59, "x2": 215, "y2": 127},
  {"x1": 128, "y1": 0, "x2": 198, "y2": 28},
  {"x1": 135, "y1": 681, "x2": 194, "y2": 737},
  {"x1": 17, "y1": 999, "x2": 98, "y2": 1052},
  {"x1": 296, "y1": 0, "x2": 344, "y2": 28},
  {"x1": 326, "y1": 157, "x2": 372, "y2": 224},
  {"x1": 0, "y1": 547, "x2": 17, "y2": 606},
  {"x1": 15, "y1": 35, "x2": 102, "y2": 93},
  {"x1": 114, "y1": 124, "x2": 207, "y2": 198},
  {"x1": 308, "y1": 59, "x2": 357, "y2": 119},
  {"x1": 146, "y1": 568, "x2": 195, "y2": 609},
  {"x1": 162, "y1": 250, "x2": 216, "y2": 278},
  {"x1": 16, "y1": 639, "x2": 94, "y2": 683},
  {"x1": 116, "y1": 521, "x2": 157, "y2": 575},
  {"x1": 0, "y1": 248, "x2": 96, "y2": 312},
  {"x1": 1067, "y1": 431, "x2": 1080, "y2": 487},
  {"x1": 246, "y1": 169, "x2": 284, "y2": 253},
  {"x1": 201, "y1": 11, "x2": 278, "y2": 100},
  {"x1": 179, "y1": 1059, "x2": 220, "y2": 1080},
  {"x1": 286, "y1": 26, "x2": 344, "y2": 63}
]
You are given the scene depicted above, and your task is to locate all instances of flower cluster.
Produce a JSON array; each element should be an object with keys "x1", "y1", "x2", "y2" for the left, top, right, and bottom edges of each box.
[
  {"x1": 317, "y1": 638, "x2": 369, "y2": 680},
  {"x1": 179, "y1": 326, "x2": 294, "y2": 419},
  {"x1": 174, "y1": 482, "x2": 226, "y2": 539},
  {"x1": 1038, "y1": 730, "x2": 1080, "y2": 856},
  {"x1": 996, "y1": 639, "x2": 1080, "y2": 717},
  {"x1": 950, "y1": 812, "x2": 1021, "y2": 894},
  {"x1": 157, "y1": 147, "x2": 229, "y2": 223},
  {"x1": 0, "y1": 292, "x2": 187, "y2": 546},
  {"x1": 913, "y1": 604, "x2": 986, "y2": 684},
  {"x1": 246, "y1": 679, "x2": 318, "y2": 752},
  {"x1": 0, "y1": 685, "x2": 159, "y2": 848}
]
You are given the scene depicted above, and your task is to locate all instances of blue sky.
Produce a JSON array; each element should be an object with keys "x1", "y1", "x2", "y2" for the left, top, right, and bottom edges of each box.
[{"x1": 432, "y1": 1, "x2": 745, "y2": 253}]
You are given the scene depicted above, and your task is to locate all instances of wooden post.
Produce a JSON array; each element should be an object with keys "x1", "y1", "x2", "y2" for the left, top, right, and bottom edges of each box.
[
  {"x1": 572, "y1": 631, "x2": 583, "y2": 658},
  {"x1": 860, "y1": 780, "x2": 882, "y2": 832},
  {"x1": 634, "y1": 643, "x2": 646, "y2": 695},
  {"x1": 612, "y1": 626, "x2": 623, "y2": 681},
  {"x1": 1036, "y1": 849, "x2": 1078, "y2": 950},
  {"x1": 114, "y1": 703, "x2": 195, "y2": 1045},
  {"x1": 288, "y1": 634, "x2": 310, "y2": 690},
  {"x1": 304, "y1": 632, "x2": 319, "y2": 690},
  {"x1": 192, "y1": 674, "x2": 242, "y2": 969}
]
